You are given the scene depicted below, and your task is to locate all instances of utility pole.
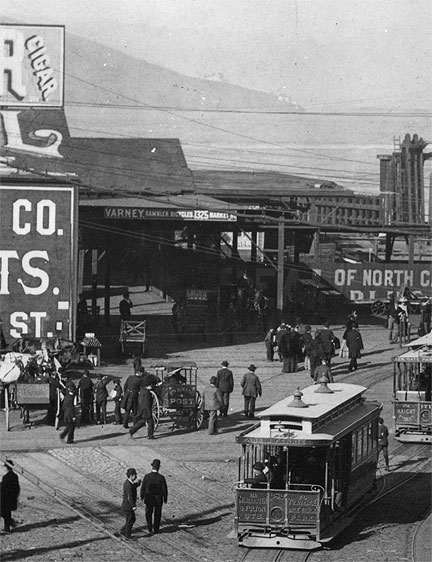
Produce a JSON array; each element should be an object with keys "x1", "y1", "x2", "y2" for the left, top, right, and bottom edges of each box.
[{"x1": 277, "y1": 217, "x2": 284, "y2": 311}]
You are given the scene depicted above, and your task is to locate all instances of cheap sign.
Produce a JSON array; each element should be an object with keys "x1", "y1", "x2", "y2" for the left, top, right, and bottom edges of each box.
[
  {"x1": 0, "y1": 185, "x2": 77, "y2": 341},
  {"x1": 0, "y1": 24, "x2": 64, "y2": 107}
]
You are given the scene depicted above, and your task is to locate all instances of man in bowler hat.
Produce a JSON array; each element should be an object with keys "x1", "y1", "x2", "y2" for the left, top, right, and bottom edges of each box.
[
  {"x1": 216, "y1": 360, "x2": 234, "y2": 416},
  {"x1": 1, "y1": 460, "x2": 20, "y2": 532},
  {"x1": 140, "y1": 459, "x2": 168, "y2": 535},
  {"x1": 120, "y1": 468, "x2": 141, "y2": 538},
  {"x1": 241, "y1": 364, "x2": 262, "y2": 418}
]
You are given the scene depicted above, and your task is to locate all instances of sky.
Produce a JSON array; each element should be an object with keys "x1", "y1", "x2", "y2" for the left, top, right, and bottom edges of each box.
[{"x1": 2, "y1": 0, "x2": 432, "y2": 110}]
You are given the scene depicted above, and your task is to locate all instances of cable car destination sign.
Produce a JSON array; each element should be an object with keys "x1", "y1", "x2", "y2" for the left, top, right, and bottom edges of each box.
[
  {"x1": 0, "y1": 185, "x2": 77, "y2": 341},
  {"x1": 0, "y1": 24, "x2": 64, "y2": 107}
]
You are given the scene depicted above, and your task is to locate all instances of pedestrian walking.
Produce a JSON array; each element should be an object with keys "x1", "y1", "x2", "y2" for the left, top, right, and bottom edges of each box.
[
  {"x1": 201, "y1": 376, "x2": 223, "y2": 435},
  {"x1": 343, "y1": 326, "x2": 364, "y2": 372},
  {"x1": 119, "y1": 291, "x2": 133, "y2": 320},
  {"x1": 59, "y1": 386, "x2": 76, "y2": 444},
  {"x1": 121, "y1": 370, "x2": 142, "y2": 428},
  {"x1": 275, "y1": 323, "x2": 287, "y2": 361},
  {"x1": 140, "y1": 459, "x2": 168, "y2": 535},
  {"x1": 129, "y1": 384, "x2": 155, "y2": 439},
  {"x1": 216, "y1": 360, "x2": 234, "y2": 416},
  {"x1": 313, "y1": 357, "x2": 333, "y2": 383},
  {"x1": 1, "y1": 460, "x2": 20, "y2": 533},
  {"x1": 315, "y1": 321, "x2": 335, "y2": 365},
  {"x1": 241, "y1": 364, "x2": 262, "y2": 418},
  {"x1": 94, "y1": 374, "x2": 110, "y2": 424},
  {"x1": 264, "y1": 327, "x2": 277, "y2": 361},
  {"x1": 420, "y1": 298, "x2": 431, "y2": 335},
  {"x1": 387, "y1": 293, "x2": 400, "y2": 343},
  {"x1": 111, "y1": 378, "x2": 123, "y2": 425},
  {"x1": 301, "y1": 325, "x2": 313, "y2": 372},
  {"x1": 78, "y1": 370, "x2": 94, "y2": 424},
  {"x1": 120, "y1": 467, "x2": 141, "y2": 538},
  {"x1": 377, "y1": 417, "x2": 390, "y2": 471}
]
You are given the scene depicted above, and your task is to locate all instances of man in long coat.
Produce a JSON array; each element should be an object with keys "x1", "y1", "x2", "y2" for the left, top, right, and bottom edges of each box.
[
  {"x1": 343, "y1": 327, "x2": 364, "y2": 372},
  {"x1": 140, "y1": 459, "x2": 168, "y2": 535},
  {"x1": 201, "y1": 376, "x2": 223, "y2": 435},
  {"x1": 122, "y1": 370, "x2": 142, "y2": 429},
  {"x1": 241, "y1": 364, "x2": 262, "y2": 418},
  {"x1": 129, "y1": 384, "x2": 155, "y2": 439},
  {"x1": 1, "y1": 460, "x2": 20, "y2": 532},
  {"x1": 78, "y1": 370, "x2": 94, "y2": 424},
  {"x1": 59, "y1": 387, "x2": 76, "y2": 444},
  {"x1": 216, "y1": 360, "x2": 234, "y2": 416},
  {"x1": 315, "y1": 321, "x2": 335, "y2": 365}
]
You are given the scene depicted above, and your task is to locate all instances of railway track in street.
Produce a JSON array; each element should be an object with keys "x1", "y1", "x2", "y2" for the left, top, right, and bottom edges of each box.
[{"x1": 4, "y1": 445, "x2": 235, "y2": 562}]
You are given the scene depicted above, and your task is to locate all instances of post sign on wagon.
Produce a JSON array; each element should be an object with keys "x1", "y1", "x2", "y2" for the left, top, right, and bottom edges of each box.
[{"x1": 0, "y1": 184, "x2": 78, "y2": 342}]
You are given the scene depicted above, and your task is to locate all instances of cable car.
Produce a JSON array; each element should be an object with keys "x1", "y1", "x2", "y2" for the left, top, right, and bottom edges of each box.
[
  {"x1": 233, "y1": 380, "x2": 382, "y2": 550},
  {"x1": 392, "y1": 332, "x2": 432, "y2": 442}
]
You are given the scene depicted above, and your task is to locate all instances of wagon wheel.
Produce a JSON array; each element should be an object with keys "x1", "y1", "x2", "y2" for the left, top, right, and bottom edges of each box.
[
  {"x1": 150, "y1": 390, "x2": 160, "y2": 431},
  {"x1": 371, "y1": 300, "x2": 387, "y2": 317},
  {"x1": 188, "y1": 390, "x2": 204, "y2": 431}
]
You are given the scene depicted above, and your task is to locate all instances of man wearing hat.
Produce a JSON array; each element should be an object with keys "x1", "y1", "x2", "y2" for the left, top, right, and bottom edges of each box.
[
  {"x1": 122, "y1": 370, "x2": 142, "y2": 429},
  {"x1": 216, "y1": 361, "x2": 234, "y2": 417},
  {"x1": 244, "y1": 461, "x2": 267, "y2": 488},
  {"x1": 1, "y1": 460, "x2": 20, "y2": 532},
  {"x1": 120, "y1": 467, "x2": 141, "y2": 538},
  {"x1": 78, "y1": 370, "x2": 94, "y2": 424},
  {"x1": 119, "y1": 291, "x2": 133, "y2": 321},
  {"x1": 59, "y1": 386, "x2": 77, "y2": 444},
  {"x1": 140, "y1": 459, "x2": 168, "y2": 535},
  {"x1": 241, "y1": 365, "x2": 262, "y2": 418},
  {"x1": 129, "y1": 383, "x2": 155, "y2": 439},
  {"x1": 201, "y1": 376, "x2": 223, "y2": 435}
]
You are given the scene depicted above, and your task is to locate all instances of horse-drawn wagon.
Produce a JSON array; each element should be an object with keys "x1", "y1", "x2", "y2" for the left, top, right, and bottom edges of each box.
[{"x1": 149, "y1": 361, "x2": 204, "y2": 431}]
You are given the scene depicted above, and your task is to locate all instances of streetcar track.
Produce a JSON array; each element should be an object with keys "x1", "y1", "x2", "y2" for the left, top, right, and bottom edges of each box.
[
  {"x1": 11, "y1": 452, "x2": 207, "y2": 562},
  {"x1": 410, "y1": 508, "x2": 431, "y2": 562}
]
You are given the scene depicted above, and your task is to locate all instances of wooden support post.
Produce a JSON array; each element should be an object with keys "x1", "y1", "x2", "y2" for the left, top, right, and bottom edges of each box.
[
  {"x1": 5, "y1": 385, "x2": 10, "y2": 431},
  {"x1": 104, "y1": 254, "x2": 111, "y2": 326},
  {"x1": 277, "y1": 218, "x2": 284, "y2": 312},
  {"x1": 408, "y1": 235, "x2": 414, "y2": 265},
  {"x1": 91, "y1": 249, "x2": 98, "y2": 319}
]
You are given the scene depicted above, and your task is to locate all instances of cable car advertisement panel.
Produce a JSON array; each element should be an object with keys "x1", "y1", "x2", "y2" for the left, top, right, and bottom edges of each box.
[
  {"x1": 237, "y1": 489, "x2": 320, "y2": 526},
  {"x1": 0, "y1": 24, "x2": 65, "y2": 108},
  {"x1": 0, "y1": 184, "x2": 78, "y2": 342}
]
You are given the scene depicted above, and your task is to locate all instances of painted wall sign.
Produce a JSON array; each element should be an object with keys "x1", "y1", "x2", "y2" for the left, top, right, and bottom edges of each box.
[
  {"x1": 0, "y1": 24, "x2": 65, "y2": 108},
  {"x1": 104, "y1": 207, "x2": 237, "y2": 221},
  {"x1": 0, "y1": 185, "x2": 77, "y2": 341},
  {"x1": 312, "y1": 262, "x2": 432, "y2": 303}
]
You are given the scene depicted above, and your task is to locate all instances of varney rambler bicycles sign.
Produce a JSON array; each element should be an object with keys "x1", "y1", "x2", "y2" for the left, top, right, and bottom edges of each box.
[{"x1": 104, "y1": 207, "x2": 237, "y2": 221}]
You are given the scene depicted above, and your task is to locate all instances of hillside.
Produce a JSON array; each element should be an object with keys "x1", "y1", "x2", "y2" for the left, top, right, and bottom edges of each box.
[{"x1": 65, "y1": 32, "x2": 302, "y2": 112}]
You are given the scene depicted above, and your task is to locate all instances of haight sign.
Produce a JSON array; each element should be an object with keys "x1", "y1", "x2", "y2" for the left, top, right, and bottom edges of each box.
[
  {"x1": 312, "y1": 262, "x2": 432, "y2": 303},
  {"x1": 0, "y1": 24, "x2": 65, "y2": 107},
  {"x1": 0, "y1": 184, "x2": 78, "y2": 342}
]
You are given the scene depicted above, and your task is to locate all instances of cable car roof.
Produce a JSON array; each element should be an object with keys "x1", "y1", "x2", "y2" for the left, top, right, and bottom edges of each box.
[
  {"x1": 257, "y1": 383, "x2": 366, "y2": 421},
  {"x1": 236, "y1": 383, "x2": 381, "y2": 446},
  {"x1": 392, "y1": 347, "x2": 432, "y2": 363}
]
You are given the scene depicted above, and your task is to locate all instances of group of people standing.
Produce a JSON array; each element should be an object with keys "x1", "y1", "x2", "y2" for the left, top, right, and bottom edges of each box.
[
  {"x1": 201, "y1": 360, "x2": 262, "y2": 434},
  {"x1": 264, "y1": 312, "x2": 364, "y2": 381}
]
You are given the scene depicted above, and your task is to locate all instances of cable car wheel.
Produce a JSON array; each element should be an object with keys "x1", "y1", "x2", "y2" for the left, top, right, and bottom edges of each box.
[
  {"x1": 150, "y1": 390, "x2": 160, "y2": 430},
  {"x1": 188, "y1": 390, "x2": 204, "y2": 430}
]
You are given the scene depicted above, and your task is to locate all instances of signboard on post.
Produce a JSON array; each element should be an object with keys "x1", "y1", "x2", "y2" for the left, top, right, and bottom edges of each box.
[
  {"x1": 0, "y1": 24, "x2": 65, "y2": 108},
  {"x1": 0, "y1": 184, "x2": 78, "y2": 342}
]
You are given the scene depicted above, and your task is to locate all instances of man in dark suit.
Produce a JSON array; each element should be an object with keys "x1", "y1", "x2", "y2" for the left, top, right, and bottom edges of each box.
[
  {"x1": 1, "y1": 460, "x2": 20, "y2": 532},
  {"x1": 59, "y1": 387, "x2": 76, "y2": 444},
  {"x1": 129, "y1": 384, "x2": 155, "y2": 440},
  {"x1": 120, "y1": 468, "x2": 141, "y2": 538},
  {"x1": 122, "y1": 370, "x2": 142, "y2": 428},
  {"x1": 315, "y1": 321, "x2": 335, "y2": 365},
  {"x1": 140, "y1": 459, "x2": 168, "y2": 535},
  {"x1": 78, "y1": 370, "x2": 94, "y2": 424},
  {"x1": 216, "y1": 360, "x2": 234, "y2": 416}
]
